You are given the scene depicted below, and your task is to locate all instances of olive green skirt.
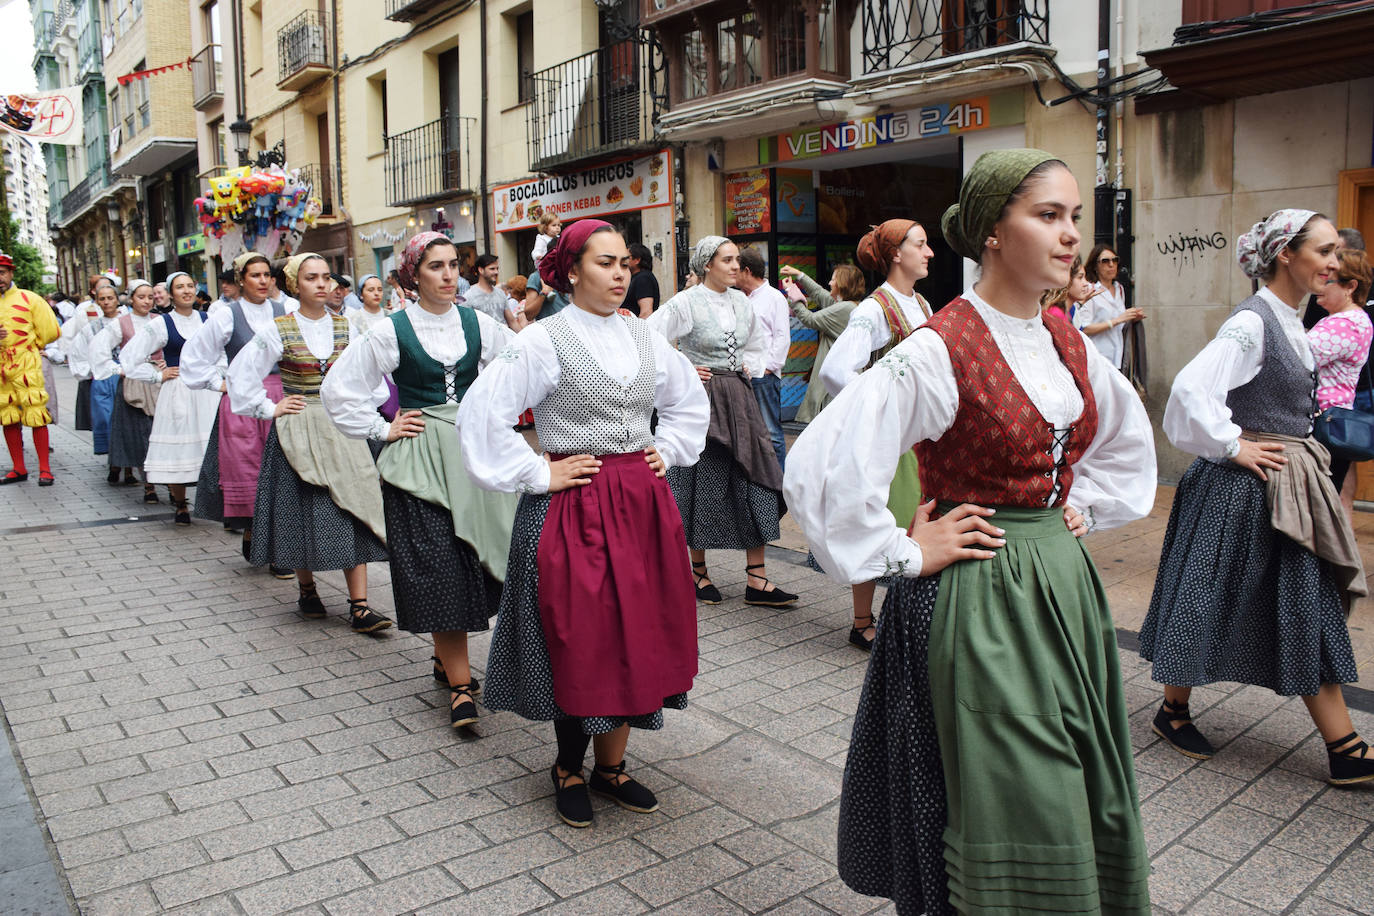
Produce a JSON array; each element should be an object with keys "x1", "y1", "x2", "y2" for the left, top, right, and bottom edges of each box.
[
  {"x1": 929, "y1": 505, "x2": 1149, "y2": 914},
  {"x1": 889, "y1": 449, "x2": 922, "y2": 531}
]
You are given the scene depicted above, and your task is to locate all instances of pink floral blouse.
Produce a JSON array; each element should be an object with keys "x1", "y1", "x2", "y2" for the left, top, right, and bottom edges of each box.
[{"x1": 1309, "y1": 308, "x2": 1373, "y2": 410}]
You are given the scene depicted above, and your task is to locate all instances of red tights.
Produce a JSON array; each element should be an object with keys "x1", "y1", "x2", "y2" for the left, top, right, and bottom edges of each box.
[{"x1": 3, "y1": 424, "x2": 50, "y2": 476}]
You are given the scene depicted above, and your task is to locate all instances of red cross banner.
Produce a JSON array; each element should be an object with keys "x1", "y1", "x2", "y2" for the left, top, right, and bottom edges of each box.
[{"x1": 0, "y1": 88, "x2": 84, "y2": 146}]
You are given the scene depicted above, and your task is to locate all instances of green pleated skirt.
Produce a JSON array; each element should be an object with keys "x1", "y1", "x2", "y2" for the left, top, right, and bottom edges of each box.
[
  {"x1": 929, "y1": 505, "x2": 1149, "y2": 915},
  {"x1": 888, "y1": 448, "x2": 922, "y2": 531}
]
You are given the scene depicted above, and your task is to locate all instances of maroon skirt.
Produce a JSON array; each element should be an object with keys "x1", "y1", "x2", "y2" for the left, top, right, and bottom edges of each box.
[{"x1": 537, "y1": 450, "x2": 698, "y2": 718}]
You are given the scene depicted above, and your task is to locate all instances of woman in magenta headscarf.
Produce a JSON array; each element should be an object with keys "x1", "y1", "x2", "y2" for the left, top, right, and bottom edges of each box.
[{"x1": 459, "y1": 219, "x2": 709, "y2": 830}]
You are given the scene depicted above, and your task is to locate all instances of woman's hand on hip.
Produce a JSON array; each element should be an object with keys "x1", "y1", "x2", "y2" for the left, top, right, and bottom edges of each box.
[
  {"x1": 1230, "y1": 438, "x2": 1287, "y2": 480},
  {"x1": 908, "y1": 500, "x2": 1004, "y2": 575},
  {"x1": 644, "y1": 446, "x2": 666, "y2": 478},
  {"x1": 386, "y1": 409, "x2": 425, "y2": 441},
  {"x1": 1063, "y1": 504, "x2": 1088, "y2": 537},
  {"x1": 547, "y1": 454, "x2": 601, "y2": 491},
  {"x1": 272, "y1": 394, "x2": 307, "y2": 418},
  {"x1": 695, "y1": 365, "x2": 712, "y2": 382}
]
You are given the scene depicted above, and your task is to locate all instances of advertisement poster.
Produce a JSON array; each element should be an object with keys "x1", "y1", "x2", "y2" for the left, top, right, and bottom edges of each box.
[
  {"x1": 491, "y1": 150, "x2": 671, "y2": 234},
  {"x1": 0, "y1": 88, "x2": 84, "y2": 145},
  {"x1": 775, "y1": 169, "x2": 816, "y2": 234},
  {"x1": 724, "y1": 170, "x2": 771, "y2": 235}
]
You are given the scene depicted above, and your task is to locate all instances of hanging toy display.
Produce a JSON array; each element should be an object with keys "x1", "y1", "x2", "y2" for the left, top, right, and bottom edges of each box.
[{"x1": 197, "y1": 162, "x2": 323, "y2": 264}]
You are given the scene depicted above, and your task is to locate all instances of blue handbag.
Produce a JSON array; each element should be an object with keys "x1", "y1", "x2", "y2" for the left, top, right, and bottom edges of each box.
[{"x1": 1315, "y1": 361, "x2": 1374, "y2": 461}]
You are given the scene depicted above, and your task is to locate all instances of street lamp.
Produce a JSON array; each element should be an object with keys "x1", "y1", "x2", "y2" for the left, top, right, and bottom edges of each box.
[{"x1": 229, "y1": 118, "x2": 253, "y2": 167}]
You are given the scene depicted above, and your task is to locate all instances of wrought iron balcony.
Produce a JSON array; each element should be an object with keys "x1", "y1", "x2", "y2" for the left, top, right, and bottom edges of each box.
[
  {"x1": 526, "y1": 33, "x2": 664, "y2": 173},
  {"x1": 384, "y1": 115, "x2": 474, "y2": 208},
  {"x1": 57, "y1": 165, "x2": 111, "y2": 225},
  {"x1": 190, "y1": 44, "x2": 223, "y2": 109},
  {"x1": 278, "y1": 10, "x2": 331, "y2": 91},
  {"x1": 861, "y1": 0, "x2": 1049, "y2": 74},
  {"x1": 295, "y1": 163, "x2": 334, "y2": 217},
  {"x1": 386, "y1": 0, "x2": 468, "y2": 24}
]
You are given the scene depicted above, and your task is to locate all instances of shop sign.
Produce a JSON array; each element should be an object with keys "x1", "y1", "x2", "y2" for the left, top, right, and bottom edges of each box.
[
  {"x1": 491, "y1": 150, "x2": 672, "y2": 234},
  {"x1": 176, "y1": 234, "x2": 205, "y2": 256},
  {"x1": 725, "y1": 170, "x2": 771, "y2": 235},
  {"x1": 764, "y1": 93, "x2": 1022, "y2": 163},
  {"x1": 775, "y1": 169, "x2": 816, "y2": 233}
]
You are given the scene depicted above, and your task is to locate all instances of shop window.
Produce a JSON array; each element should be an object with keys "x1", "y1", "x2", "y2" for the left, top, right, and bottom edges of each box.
[
  {"x1": 682, "y1": 28, "x2": 708, "y2": 99},
  {"x1": 717, "y1": 14, "x2": 761, "y2": 93},
  {"x1": 775, "y1": 5, "x2": 805, "y2": 77},
  {"x1": 817, "y1": 0, "x2": 838, "y2": 74}
]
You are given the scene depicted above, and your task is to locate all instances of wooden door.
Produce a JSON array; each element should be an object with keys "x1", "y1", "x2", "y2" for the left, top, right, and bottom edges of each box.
[{"x1": 1337, "y1": 167, "x2": 1374, "y2": 501}]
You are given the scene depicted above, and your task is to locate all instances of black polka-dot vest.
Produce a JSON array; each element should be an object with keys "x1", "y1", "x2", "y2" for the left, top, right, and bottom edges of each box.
[{"x1": 533, "y1": 312, "x2": 656, "y2": 456}]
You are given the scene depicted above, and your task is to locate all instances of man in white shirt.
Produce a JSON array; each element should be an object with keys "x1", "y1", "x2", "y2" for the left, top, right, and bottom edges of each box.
[{"x1": 737, "y1": 246, "x2": 791, "y2": 471}]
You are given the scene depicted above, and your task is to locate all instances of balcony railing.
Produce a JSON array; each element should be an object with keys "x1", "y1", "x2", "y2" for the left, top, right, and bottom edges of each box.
[
  {"x1": 58, "y1": 165, "x2": 111, "y2": 224},
  {"x1": 861, "y1": 0, "x2": 1049, "y2": 74},
  {"x1": 384, "y1": 115, "x2": 475, "y2": 207},
  {"x1": 386, "y1": 0, "x2": 465, "y2": 23},
  {"x1": 190, "y1": 44, "x2": 223, "y2": 109},
  {"x1": 527, "y1": 33, "x2": 664, "y2": 172},
  {"x1": 295, "y1": 162, "x2": 333, "y2": 217},
  {"x1": 278, "y1": 10, "x2": 331, "y2": 90}
]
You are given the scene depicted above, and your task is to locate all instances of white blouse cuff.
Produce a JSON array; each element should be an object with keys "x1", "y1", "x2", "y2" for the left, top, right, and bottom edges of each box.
[
  {"x1": 1222, "y1": 438, "x2": 1241, "y2": 460},
  {"x1": 366, "y1": 417, "x2": 390, "y2": 442}
]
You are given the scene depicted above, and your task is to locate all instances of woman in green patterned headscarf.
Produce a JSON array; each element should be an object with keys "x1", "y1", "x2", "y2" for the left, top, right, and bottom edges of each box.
[{"x1": 787, "y1": 149, "x2": 1156, "y2": 915}]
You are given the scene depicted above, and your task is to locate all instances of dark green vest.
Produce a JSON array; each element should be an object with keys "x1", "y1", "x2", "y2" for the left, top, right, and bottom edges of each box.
[{"x1": 390, "y1": 306, "x2": 482, "y2": 409}]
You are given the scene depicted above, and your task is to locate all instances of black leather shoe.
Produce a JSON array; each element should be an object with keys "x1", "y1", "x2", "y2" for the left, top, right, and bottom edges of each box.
[
  {"x1": 744, "y1": 565, "x2": 798, "y2": 607},
  {"x1": 551, "y1": 765, "x2": 593, "y2": 828},
  {"x1": 298, "y1": 587, "x2": 327, "y2": 619},
  {"x1": 1327, "y1": 732, "x2": 1374, "y2": 786},
  {"x1": 1152, "y1": 699, "x2": 1215, "y2": 760},
  {"x1": 691, "y1": 561, "x2": 722, "y2": 604},
  {"x1": 449, "y1": 686, "x2": 478, "y2": 728},
  {"x1": 589, "y1": 761, "x2": 659, "y2": 813}
]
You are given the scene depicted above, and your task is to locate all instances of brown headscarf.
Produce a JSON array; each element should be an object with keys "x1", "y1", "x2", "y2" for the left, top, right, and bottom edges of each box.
[{"x1": 856, "y1": 220, "x2": 919, "y2": 274}]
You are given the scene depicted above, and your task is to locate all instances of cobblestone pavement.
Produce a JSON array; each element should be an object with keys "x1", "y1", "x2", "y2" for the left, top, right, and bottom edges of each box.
[{"x1": 0, "y1": 369, "x2": 1371, "y2": 915}]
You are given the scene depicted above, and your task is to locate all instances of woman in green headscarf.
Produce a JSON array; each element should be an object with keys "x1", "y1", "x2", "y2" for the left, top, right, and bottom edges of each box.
[{"x1": 786, "y1": 149, "x2": 1156, "y2": 914}]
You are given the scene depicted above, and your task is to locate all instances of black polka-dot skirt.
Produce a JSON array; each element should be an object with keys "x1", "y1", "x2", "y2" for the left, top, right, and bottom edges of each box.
[
  {"x1": 107, "y1": 379, "x2": 153, "y2": 469},
  {"x1": 192, "y1": 419, "x2": 224, "y2": 521},
  {"x1": 837, "y1": 576, "x2": 952, "y2": 916},
  {"x1": 382, "y1": 481, "x2": 500, "y2": 634},
  {"x1": 248, "y1": 427, "x2": 388, "y2": 572},
  {"x1": 1141, "y1": 457, "x2": 1358, "y2": 695},
  {"x1": 74, "y1": 379, "x2": 92, "y2": 431},
  {"x1": 666, "y1": 440, "x2": 781, "y2": 550},
  {"x1": 483, "y1": 492, "x2": 687, "y2": 737}
]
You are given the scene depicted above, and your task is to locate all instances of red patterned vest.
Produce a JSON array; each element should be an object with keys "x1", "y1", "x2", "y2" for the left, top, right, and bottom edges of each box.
[{"x1": 915, "y1": 299, "x2": 1098, "y2": 507}]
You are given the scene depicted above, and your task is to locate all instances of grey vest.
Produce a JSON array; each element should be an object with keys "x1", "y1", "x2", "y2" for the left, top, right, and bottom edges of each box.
[
  {"x1": 670, "y1": 286, "x2": 754, "y2": 372},
  {"x1": 533, "y1": 312, "x2": 656, "y2": 456},
  {"x1": 227, "y1": 298, "x2": 286, "y2": 373},
  {"x1": 1224, "y1": 295, "x2": 1317, "y2": 437}
]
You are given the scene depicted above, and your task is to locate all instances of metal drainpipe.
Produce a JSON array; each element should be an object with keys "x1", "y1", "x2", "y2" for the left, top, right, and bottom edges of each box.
[
  {"x1": 1094, "y1": 0, "x2": 1112, "y2": 246},
  {"x1": 479, "y1": 0, "x2": 490, "y2": 253},
  {"x1": 332, "y1": 0, "x2": 347, "y2": 271}
]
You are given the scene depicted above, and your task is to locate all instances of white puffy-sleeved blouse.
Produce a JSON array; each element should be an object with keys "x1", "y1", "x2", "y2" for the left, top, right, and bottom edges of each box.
[
  {"x1": 784, "y1": 287, "x2": 1157, "y2": 584},
  {"x1": 819, "y1": 282, "x2": 931, "y2": 396},
  {"x1": 117, "y1": 311, "x2": 210, "y2": 383},
  {"x1": 320, "y1": 304, "x2": 515, "y2": 442},
  {"x1": 458, "y1": 304, "x2": 709, "y2": 495},
  {"x1": 1163, "y1": 285, "x2": 1313, "y2": 460}
]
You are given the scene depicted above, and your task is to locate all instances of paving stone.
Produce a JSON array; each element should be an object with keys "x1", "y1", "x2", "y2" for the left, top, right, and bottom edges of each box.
[
  {"x1": 236, "y1": 775, "x2": 354, "y2": 820},
  {"x1": 715, "y1": 848, "x2": 833, "y2": 913},
  {"x1": 81, "y1": 882, "x2": 159, "y2": 916},
  {"x1": 323, "y1": 866, "x2": 464, "y2": 916},
  {"x1": 388, "y1": 788, "x2": 508, "y2": 837},
  {"x1": 167, "y1": 767, "x2": 285, "y2": 811},
  {"x1": 148, "y1": 848, "x2": 286, "y2": 910},
  {"x1": 804, "y1": 878, "x2": 893, "y2": 915},
  {"x1": 313, "y1": 781, "x2": 435, "y2": 829},
  {"x1": 1176, "y1": 892, "x2": 1272, "y2": 915},
  {"x1": 1270, "y1": 804, "x2": 1369, "y2": 864},
  {"x1": 356, "y1": 823, "x2": 487, "y2": 881},
  {"x1": 717, "y1": 826, "x2": 801, "y2": 867},
  {"x1": 1218, "y1": 846, "x2": 1327, "y2": 912},
  {"x1": 276, "y1": 816, "x2": 405, "y2": 871},
  {"x1": 63, "y1": 839, "x2": 205, "y2": 898},
  {"x1": 530, "y1": 837, "x2": 661, "y2": 898},
  {"x1": 533, "y1": 884, "x2": 648, "y2": 915},
  {"x1": 231, "y1": 859, "x2": 371, "y2": 916},
  {"x1": 199, "y1": 810, "x2": 327, "y2": 861},
  {"x1": 658, "y1": 733, "x2": 839, "y2": 823},
  {"x1": 121, "y1": 801, "x2": 249, "y2": 852},
  {"x1": 1233, "y1": 767, "x2": 1325, "y2": 819},
  {"x1": 635, "y1": 805, "x2": 754, "y2": 858},
  {"x1": 1147, "y1": 844, "x2": 1230, "y2": 912},
  {"x1": 444, "y1": 831, "x2": 572, "y2": 890},
  {"x1": 1311, "y1": 847, "x2": 1374, "y2": 912},
  {"x1": 647, "y1": 889, "x2": 749, "y2": 916},
  {"x1": 415, "y1": 875, "x2": 554, "y2": 916},
  {"x1": 1180, "y1": 804, "x2": 1283, "y2": 862},
  {"x1": 620, "y1": 845, "x2": 747, "y2": 907},
  {"x1": 45, "y1": 794, "x2": 172, "y2": 843}
]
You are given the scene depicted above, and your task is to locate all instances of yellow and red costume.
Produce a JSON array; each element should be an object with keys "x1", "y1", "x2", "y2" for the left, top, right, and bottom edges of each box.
[{"x1": 0, "y1": 284, "x2": 61, "y2": 426}]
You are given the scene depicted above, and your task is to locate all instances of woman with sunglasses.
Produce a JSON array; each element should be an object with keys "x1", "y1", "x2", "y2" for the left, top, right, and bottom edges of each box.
[{"x1": 1075, "y1": 244, "x2": 1143, "y2": 370}]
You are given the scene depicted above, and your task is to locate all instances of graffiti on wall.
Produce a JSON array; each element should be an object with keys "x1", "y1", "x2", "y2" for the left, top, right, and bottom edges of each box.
[{"x1": 1156, "y1": 229, "x2": 1227, "y2": 274}]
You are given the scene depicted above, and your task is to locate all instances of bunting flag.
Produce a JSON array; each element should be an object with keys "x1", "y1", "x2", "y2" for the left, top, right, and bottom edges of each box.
[
  {"x1": 117, "y1": 58, "x2": 194, "y2": 86},
  {"x1": 0, "y1": 88, "x2": 84, "y2": 145}
]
